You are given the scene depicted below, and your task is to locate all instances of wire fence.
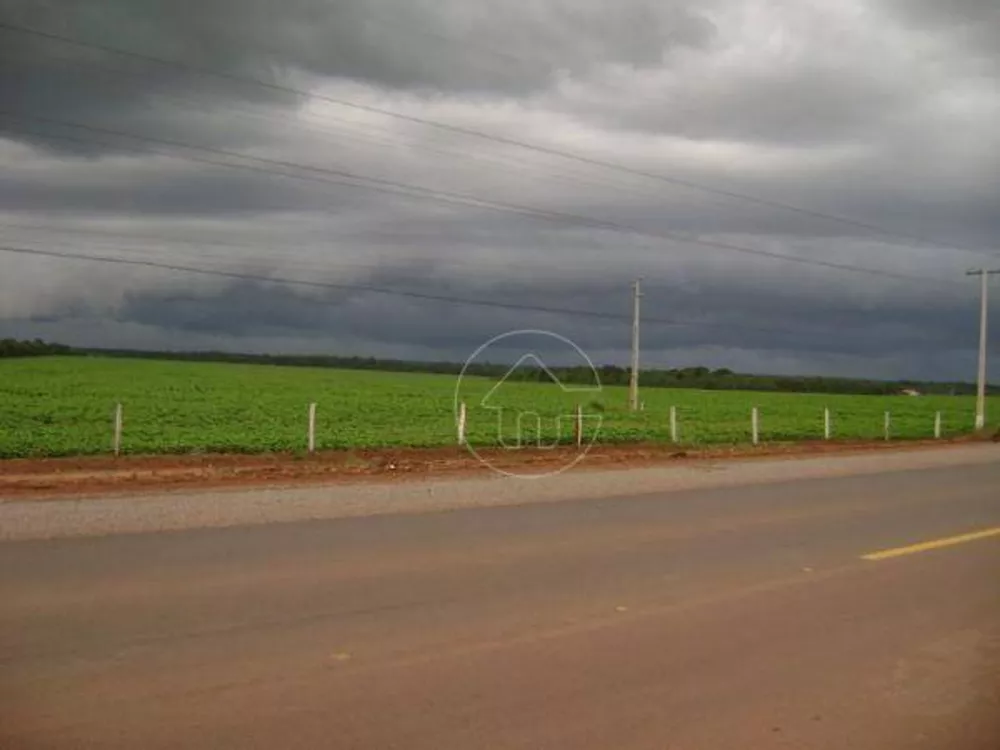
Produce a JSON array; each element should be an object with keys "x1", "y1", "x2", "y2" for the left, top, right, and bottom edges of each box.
[{"x1": 2, "y1": 358, "x2": 995, "y2": 459}]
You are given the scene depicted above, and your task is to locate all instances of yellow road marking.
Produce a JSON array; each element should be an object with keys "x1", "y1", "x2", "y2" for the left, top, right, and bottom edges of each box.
[{"x1": 862, "y1": 527, "x2": 1000, "y2": 561}]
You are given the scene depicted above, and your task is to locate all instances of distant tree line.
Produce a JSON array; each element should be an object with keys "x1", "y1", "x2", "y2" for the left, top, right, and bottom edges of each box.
[
  {"x1": 0, "y1": 339, "x2": 72, "y2": 358},
  {"x1": 526, "y1": 365, "x2": 989, "y2": 396},
  {"x1": 4, "y1": 341, "x2": 995, "y2": 396}
]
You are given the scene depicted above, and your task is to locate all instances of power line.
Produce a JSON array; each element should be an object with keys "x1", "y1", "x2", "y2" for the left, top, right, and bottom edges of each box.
[
  {"x1": 0, "y1": 111, "x2": 963, "y2": 287},
  {"x1": 0, "y1": 221, "x2": 663, "y2": 284},
  {"x1": 1, "y1": 50, "x2": 676, "y2": 211},
  {"x1": 24, "y1": 48, "x2": 994, "y2": 270},
  {"x1": 0, "y1": 243, "x2": 630, "y2": 320},
  {"x1": 7, "y1": 222, "x2": 979, "y2": 343},
  {"x1": 0, "y1": 243, "x2": 858, "y2": 340},
  {"x1": 0, "y1": 221, "x2": 649, "y2": 286},
  {"x1": 2, "y1": 19, "x2": 994, "y2": 258},
  {"x1": 0, "y1": 113, "x2": 544, "y2": 213},
  {"x1": 5, "y1": 51, "x2": 992, "y2": 299}
]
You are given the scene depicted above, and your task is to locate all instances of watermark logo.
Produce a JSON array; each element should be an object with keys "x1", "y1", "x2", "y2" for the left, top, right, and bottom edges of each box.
[{"x1": 453, "y1": 330, "x2": 603, "y2": 478}]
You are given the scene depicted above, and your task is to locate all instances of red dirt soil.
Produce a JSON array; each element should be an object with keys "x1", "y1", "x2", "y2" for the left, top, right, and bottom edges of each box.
[{"x1": 0, "y1": 437, "x2": 990, "y2": 501}]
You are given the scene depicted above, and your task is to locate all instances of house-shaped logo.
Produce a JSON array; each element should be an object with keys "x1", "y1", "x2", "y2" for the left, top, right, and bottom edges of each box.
[
  {"x1": 480, "y1": 352, "x2": 600, "y2": 449},
  {"x1": 454, "y1": 330, "x2": 604, "y2": 478}
]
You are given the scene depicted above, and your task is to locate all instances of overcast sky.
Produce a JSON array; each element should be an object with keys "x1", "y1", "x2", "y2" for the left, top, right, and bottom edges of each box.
[{"x1": 1, "y1": 0, "x2": 998, "y2": 380}]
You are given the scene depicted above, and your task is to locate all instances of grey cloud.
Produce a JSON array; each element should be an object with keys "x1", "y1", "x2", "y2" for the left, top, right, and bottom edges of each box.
[
  {"x1": 5, "y1": 268, "x2": 995, "y2": 383},
  {"x1": 560, "y1": 22, "x2": 914, "y2": 148},
  {"x1": 876, "y1": 0, "x2": 1000, "y2": 66},
  {"x1": 1, "y1": 0, "x2": 998, "y2": 382},
  {"x1": 71, "y1": 265, "x2": 990, "y2": 360},
  {"x1": 0, "y1": 0, "x2": 713, "y2": 153},
  {"x1": 0, "y1": 168, "x2": 318, "y2": 216},
  {"x1": 596, "y1": 66, "x2": 910, "y2": 147}
]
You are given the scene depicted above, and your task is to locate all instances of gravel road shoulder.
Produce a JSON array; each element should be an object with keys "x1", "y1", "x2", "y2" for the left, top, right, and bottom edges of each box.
[{"x1": 0, "y1": 443, "x2": 995, "y2": 541}]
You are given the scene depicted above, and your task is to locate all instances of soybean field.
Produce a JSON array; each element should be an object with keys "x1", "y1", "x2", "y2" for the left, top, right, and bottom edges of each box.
[{"x1": 0, "y1": 356, "x2": 993, "y2": 458}]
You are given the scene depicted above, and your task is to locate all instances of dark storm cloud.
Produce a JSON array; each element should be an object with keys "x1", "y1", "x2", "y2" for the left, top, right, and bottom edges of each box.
[
  {"x1": 7, "y1": 268, "x2": 991, "y2": 383},
  {"x1": 102, "y1": 270, "x2": 985, "y2": 362},
  {"x1": 0, "y1": 0, "x2": 712, "y2": 153},
  {"x1": 0, "y1": 166, "x2": 314, "y2": 215},
  {"x1": 1, "y1": 0, "x2": 998, "y2": 381},
  {"x1": 0, "y1": 156, "x2": 394, "y2": 216},
  {"x1": 876, "y1": 0, "x2": 1000, "y2": 66}
]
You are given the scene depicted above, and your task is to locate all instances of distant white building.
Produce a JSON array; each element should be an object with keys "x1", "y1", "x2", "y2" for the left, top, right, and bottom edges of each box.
[{"x1": 900, "y1": 388, "x2": 921, "y2": 397}]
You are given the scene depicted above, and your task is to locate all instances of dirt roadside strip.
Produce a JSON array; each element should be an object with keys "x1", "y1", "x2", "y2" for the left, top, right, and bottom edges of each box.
[
  {"x1": 0, "y1": 436, "x2": 996, "y2": 502},
  {"x1": 0, "y1": 442, "x2": 996, "y2": 542}
]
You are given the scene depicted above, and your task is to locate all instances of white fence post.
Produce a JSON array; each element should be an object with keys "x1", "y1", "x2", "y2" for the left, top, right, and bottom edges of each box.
[
  {"x1": 824, "y1": 408, "x2": 831, "y2": 440},
  {"x1": 884, "y1": 411, "x2": 891, "y2": 441},
  {"x1": 112, "y1": 403, "x2": 123, "y2": 457},
  {"x1": 670, "y1": 406, "x2": 678, "y2": 444},
  {"x1": 457, "y1": 401, "x2": 467, "y2": 446},
  {"x1": 934, "y1": 411, "x2": 942, "y2": 439},
  {"x1": 307, "y1": 403, "x2": 317, "y2": 454},
  {"x1": 575, "y1": 404, "x2": 583, "y2": 448},
  {"x1": 752, "y1": 407, "x2": 760, "y2": 446}
]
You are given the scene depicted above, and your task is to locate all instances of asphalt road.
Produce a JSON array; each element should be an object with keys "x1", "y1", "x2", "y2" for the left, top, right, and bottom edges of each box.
[{"x1": 1, "y1": 460, "x2": 998, "y2": 748}]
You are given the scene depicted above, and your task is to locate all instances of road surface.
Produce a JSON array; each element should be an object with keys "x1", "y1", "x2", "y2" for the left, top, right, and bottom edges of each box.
[{"x1": 1, "y1": 456, "x2": 998, "y2": 748}]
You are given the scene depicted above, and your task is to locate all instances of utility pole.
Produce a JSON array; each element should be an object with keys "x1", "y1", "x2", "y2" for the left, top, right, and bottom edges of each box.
[
  {"x1": 967, "y1": 269, "x2": 1000, "y2": 430},
  {"x1": 629, "y1": 278, "x2": 642, "y2": 411}
]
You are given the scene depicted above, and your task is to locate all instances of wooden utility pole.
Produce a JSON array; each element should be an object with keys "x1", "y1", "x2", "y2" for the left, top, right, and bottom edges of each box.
[
  {"x1": 967, "y1": 269, "x2": 1000, "y2": 430},
  {"x1": 629, "y1": 279, "x2": 642, "y2": 411}
]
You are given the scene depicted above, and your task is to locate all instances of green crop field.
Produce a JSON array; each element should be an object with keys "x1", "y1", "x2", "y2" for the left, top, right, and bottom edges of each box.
[{"x1": 0, "y1": 356, "x2": 995, "y2": 458}]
